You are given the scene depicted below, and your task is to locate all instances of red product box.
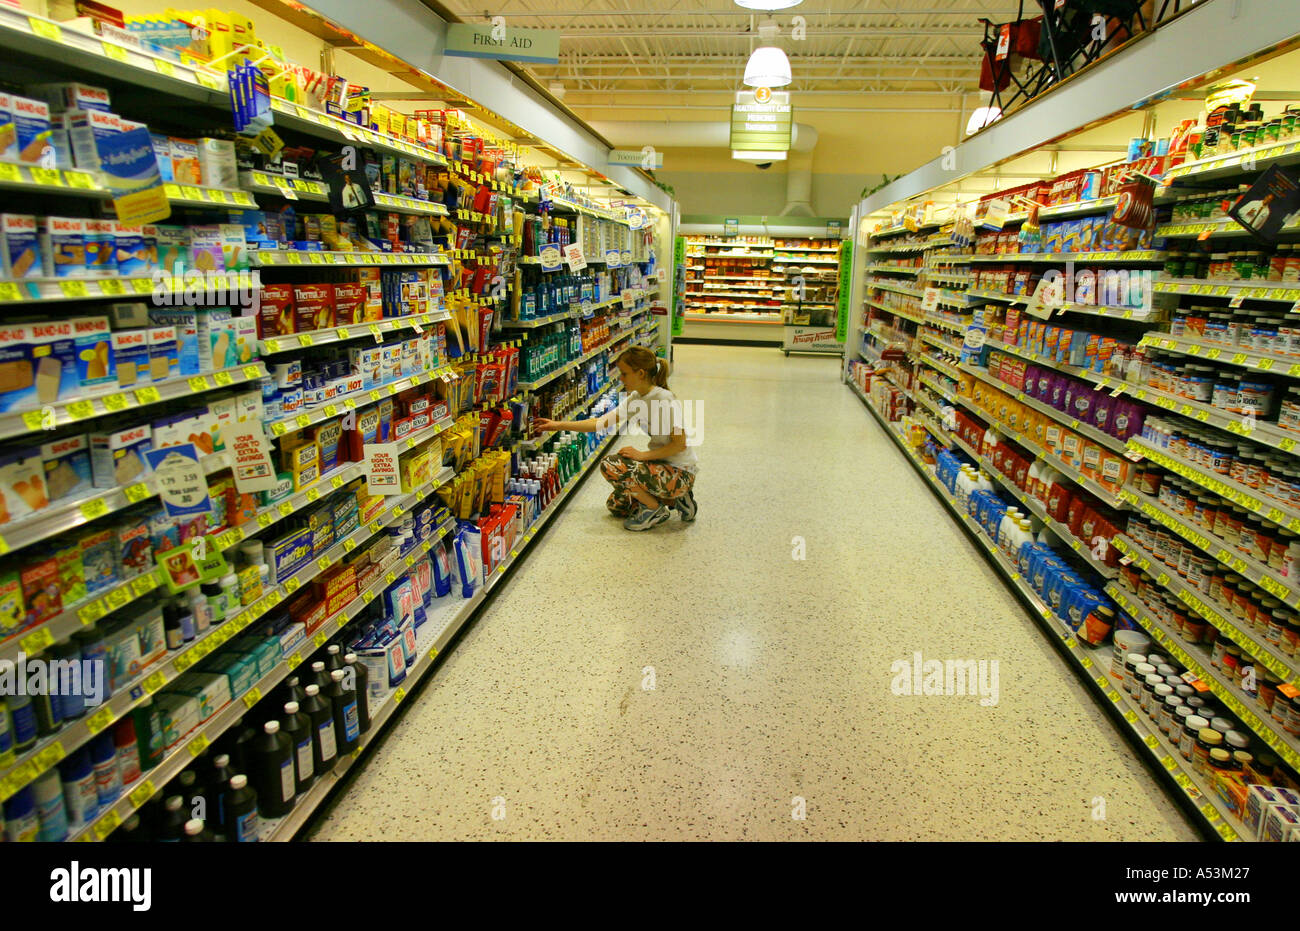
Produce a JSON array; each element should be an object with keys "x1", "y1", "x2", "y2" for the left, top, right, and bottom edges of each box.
[
  {"x1": 333, "y1": 283, "x2": 366, "y2": 325},
  {"x1": 293, "y1": 283, "x2": 336, "y2": 333},
  {"x1": 261, "y1": 284, "x2": 296, "y2": 337},
  {"x1": 290, "y1": 591, "x2": 328, "y2": 637},
  {"x1": 317, "y1": 565, "x2": 357, "y2": 617},
  {"x1": 1066, "y1": 495, "x2": 1089, "y2": 537},
  {"x1": 20, "y1": 558, "x2": 62, "y2": 628}
]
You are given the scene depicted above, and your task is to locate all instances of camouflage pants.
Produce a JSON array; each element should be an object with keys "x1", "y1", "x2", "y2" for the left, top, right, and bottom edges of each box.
[{"x1": 600, "y1": 454, "x2": 695, "y2": 516}]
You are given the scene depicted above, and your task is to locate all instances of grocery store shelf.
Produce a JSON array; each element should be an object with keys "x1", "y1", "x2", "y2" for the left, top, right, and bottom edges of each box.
[
  {"x1": 919, "y1": 330, "x2": 962, "y2": 356},
  {"x1": 162, "y1": 181, "x2": 257, "y2": 209},
  {"x1": 916, "y1": 351, "x2": 962, "y2": 381},
  {"x1": 1123, "y1": 384, "x2": 1299, "y2": 455},
  {"x1": 966, "y1": 288, "x2": 1160, "y2": 321},
  {"x1": 0, "y1": 163, "x2": 106, "y2": 199},
  {"x1": 1139, "y1": 332, "x2": 1300, "y2": 377},
  {"x1": 1108, "y1": 584, "x2": 1300, "y2": 778},
  {"x1": 517, "y1": 340, "x2": 615, "y2": 391},
  {"x1": 0, "y1": 272, "x2": 256, "y2": 307},
  {"x1": 262, "y1": 433, "x2": 616, "y2": 840},
  {"x1": 260, "y1": 314, "x2": 449, "y2": 355},
  {"x1": 969, "y1": 250, "x2": 1164, "y2": 264},
  {"x1": 0, "y1": 567, "x2": 166, "y2": 667},
  {"x1": 1164, "y1": 138, "x2": 1300, "y2": 184},
  {"x1": 928, "y1": 253, "x2": 976, "y2": 264},
  {"x1": 864, "y1": 264, "x2": 922, "y2": 276},
  {"x1": 250, "y1": 249, "x2": 448, "y2": 268},
  {"x1": 925, "y1": 313, "x2": 968, "y2": 335},
  {"x1": 0, "y1": 362, "x2": 266, "y2": 442},
  {"x1": 866, "y1": 298, "x2": 926, "y2": 325},
  {"x1": 1154, "y1": 216, "x2": 1300, "y2": 239},
  {"x1": 1125, "y1": 438, "x2": 1300, "y2": 552},
  {"x1": 1111, "y1": 534, "x2": 1300, "y2": 685},
  {"x1": 918, "y1": 373, "x2": 958, "y2": 405},
  {"x1": 1153, "y1": 277, "x2": 1300, "y2": 305},
  {"x1": 867, "y1": 279, "x2": 923, "y2": 298},
  {"x1": 268, "y1": 98, "x2": 448, "y2": 168}
]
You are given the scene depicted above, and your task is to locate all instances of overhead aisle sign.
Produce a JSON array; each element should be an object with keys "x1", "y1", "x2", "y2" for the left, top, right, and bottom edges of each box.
[
  {"x1": 730, "y1": 89, "x2": 793, "y2": 153},
  {"x1": 444, "y1": 24, "x2": 560, "y2": 64}
]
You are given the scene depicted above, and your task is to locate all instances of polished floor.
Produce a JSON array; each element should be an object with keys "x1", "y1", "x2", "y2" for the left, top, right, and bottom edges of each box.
[{"x1": 308, "y1": 344, "x2": 1197, "y2": 841}]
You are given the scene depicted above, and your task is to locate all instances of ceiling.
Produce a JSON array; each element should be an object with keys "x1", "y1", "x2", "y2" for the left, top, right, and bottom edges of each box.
[{"x1": 440, "y1": 0, "x2": 1024, "y2": 99}]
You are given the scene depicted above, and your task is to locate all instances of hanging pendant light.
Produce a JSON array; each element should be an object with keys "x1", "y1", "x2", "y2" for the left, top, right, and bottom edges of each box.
[
  {"x1": 734, "y1": 0, "x2": 803, "y2": 9},
  {"x1": 743, "y1": 19, "x2": 791, "y2": 88},
  {"x1": 743, "y1": 46, "x2": 792, "y2": 87}
]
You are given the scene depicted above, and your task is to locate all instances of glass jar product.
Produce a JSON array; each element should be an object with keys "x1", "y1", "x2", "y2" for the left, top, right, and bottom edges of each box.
[
  {"x1": 1208, "y1": 747, "x2": 1236, "y2": 774},
  {"x1": 1142, "y1": 674, "x2": 1164, "y2": 716},
  {"x1": 1151, "y1": 683, "x2": 1174, "y2": 721},
  {"x1": 1124, "y1": 654, "x2": 1149, "y2": 694},
  {"x1": 1161, "y1": 695, "x2": 1184, "y2": 735},
  {"x1": 1132, "y1": 662, "x2": 1157, "y2": 697},
  {"x1": 1180, "y1": 714, "x2": 1210, "y2": 761},
  {"x1": 1193, "y1": 727, "x2": 1223, "y2": 774}
]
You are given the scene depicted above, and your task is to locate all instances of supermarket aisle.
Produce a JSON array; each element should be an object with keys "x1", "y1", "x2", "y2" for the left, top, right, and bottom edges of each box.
[{"x1": 309, "y1": 345, "x2": 1197, "y2": 841}]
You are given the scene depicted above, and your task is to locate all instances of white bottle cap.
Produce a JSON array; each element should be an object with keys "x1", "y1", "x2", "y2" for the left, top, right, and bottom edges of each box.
[
  {"x1": 184, "y1": 819, "x2": 204, "y2": 836},
  {"x1": 331, "y1": 669, "x2": 345, "y2": 681},
  {"x1": 327, "y1": 644, "x2": 340, "y2": 655},
  {"x1": 264, "y1": 721, "x2": 280, "y2": 734},
  {"x1": 312, "y1": 661, "x2": 326, "y2": 672},
  {"x1": 165, "y1": 795, "x2": 184, "y2": 811},
  {"x1": 305, "y1": 685, "x2": 320, "y2": 696},
  {"x1": 230, "y1": 775, "x2": 247, "y2": 789},
  {"x1": 284, "y1": 702, "x2": 299, "y2": 714},
  {"x1": 214, "y1": 754, "x2": 230, "y2": 767},
  {"x1": 344, "y1": 652, "x2": 358, "y2": 664}
]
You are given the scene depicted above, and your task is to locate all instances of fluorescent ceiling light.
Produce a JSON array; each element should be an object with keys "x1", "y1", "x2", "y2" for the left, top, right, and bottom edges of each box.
[
  {"x1": 743, "y1": 46, "x2": 791, "y2": 88},
  {"x1": 732, "y1": 150, "x2": 788, "y2": 161},
  {"x1": 734, "y1": 0, "x2": 803, "y2": 8}
]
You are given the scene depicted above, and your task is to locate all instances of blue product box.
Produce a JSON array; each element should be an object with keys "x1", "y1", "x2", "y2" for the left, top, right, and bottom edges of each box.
[{"x1": 113, "y1": 224, "x2": 149, "y2": 277}]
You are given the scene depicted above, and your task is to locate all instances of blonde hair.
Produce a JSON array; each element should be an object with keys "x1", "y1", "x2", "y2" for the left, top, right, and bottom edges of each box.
[{"x1": 618, "y1": 346, "x2": 669, "y2": 389}]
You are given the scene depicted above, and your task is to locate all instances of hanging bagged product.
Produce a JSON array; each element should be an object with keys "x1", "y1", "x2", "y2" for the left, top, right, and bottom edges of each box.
[{"x1": 1111, "y1": 170, "x2": 1157, "y2": 231}]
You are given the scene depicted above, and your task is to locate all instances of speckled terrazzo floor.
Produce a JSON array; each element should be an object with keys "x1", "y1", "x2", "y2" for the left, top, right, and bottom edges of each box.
[{"x1": 307, "y1": 344, "x2": 1199, "y2": 841}]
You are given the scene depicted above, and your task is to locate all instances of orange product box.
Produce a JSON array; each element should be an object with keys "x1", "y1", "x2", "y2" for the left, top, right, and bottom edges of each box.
[
  {"x1": 290, "y1": 590, "x2": 328, "y2": 637},
  {"x1": 318, "y1": 564, "x2": 358, "y2": 617},
  {"x1": 1098, "y1": 450, "x2": 1130, "y2": 493},
  {"x1": 1080, "y1": 441, "x2": 1103, "y2": 479},
  {"x1": 1044, "y1": 421, "x2": 1064, "y2": 454},
  {"x1": 1060, "y1": 430, "x2": 1083, "y2": 468}
]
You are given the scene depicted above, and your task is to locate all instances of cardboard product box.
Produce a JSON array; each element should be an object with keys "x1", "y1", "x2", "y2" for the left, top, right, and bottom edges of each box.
[
  {"x1": 0, "y1": 446, "x2": 48, "y2": 524},
  {"x1": 169, "y1": 671, "x2": 232, "y2": 721},
  {"x1": 112, "y1": 328, "x2": 150, "y2": 388},
  {"x1": 333, "y1": 283, "x2": 366, "y2": 325},
  {"x1": 30, "y1": 82, "x2": 111, "y2": 114},
  {"x1": 41, "y1": 433, "x2": 92, "y2": 502},
  {"x1": 293, "y1": 284, "x2": 335, "y2": 333},
  {"x1": 197, "y1": 137, "x2": 238, "y2": 189},
  {"x1": 270, "y1": 526, "x2": 314, "y2": 584},
  {"x1": 1, "y1": 214, "x2": 41, "y2": 279},
  {"x1": 170, "y1": 137, "x2": 201, "y2": 186},
  {"x1": 318, "y1": 565, "x2": 358, "y2": 617},
  {"x1": 40, "y1": 216, "x2": 85, "y2": 278},
  {"x1": 53, "y1": 540, "x2": 85, "y2": 607},
  {"x1": 19, "y1": 557, "x2": 61, "y2": 629},
  {"x1": 259, "y1": 283, "x2": 295, "y2": 338},
  {"x1": 155, "y1": 693, "x2": 201, "y2": 748},
  {"x1": 89, "y1": 423, "x2": 151, "y2": 488},
  {"x1": 153, "y1": 226, "x2": 190, "y2": 276},
  {"x1": 201, "y1": 650, "x2": 259, "y2": 702},
  {"x1": 116, "y1": 516, "x2": 153, "y2": 579},
  {"x1": 79, "y1": 526, "x2": 118, "y2": 595},
  {"x1": 188, "y1": 225, "x2": 225, "y2": 274}
]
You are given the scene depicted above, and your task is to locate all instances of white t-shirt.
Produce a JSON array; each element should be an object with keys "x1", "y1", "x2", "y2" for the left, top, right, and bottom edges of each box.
[{"x1": 615, "y1": 385, "x2": 698, "y2": 474}]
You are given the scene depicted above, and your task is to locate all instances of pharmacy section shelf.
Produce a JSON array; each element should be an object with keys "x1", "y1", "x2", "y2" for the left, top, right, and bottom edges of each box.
[
  {"x1": 0, "y1": 273, "x2": 253, "y2": 307},
  {"x1": 1123, "y1": 385, "x2": 1299, "y2": 455},
  {"x1": 1107, "y1": 584, "x2": 1300, "y2": 781},
  {"x1": 848, "y1": 378, "x2": 1229, "y2": 840},
  {"x1": 1139, "y1": 333, "x2": 1300, "y2": 377},
  {"x1": 260, "y1": 432, "x2": 615, "y2": 840},
  {"x1": 0, "y1": 362, "x2": 267, "y2": 443},
  {"x1": 259, "y1": 314, "x2": 452, "y2": 356},
  {"x1": 969, "y1": 250, "x2": 1166, "y2": 265},
  {"x1": 965, "y1": 288, "x2": 1159, "y2": 322},
  {"x1": 1153, "y1": 277, "x2": 1300, "y2": 305},
  {"x1": 249, "y1": 250, "x2": 450, "y2": 268},
  {"x1": 1110, "y1": 534, "x2": 1300, "y2": 688},
  {"x1": 0, "y1": 465, "x2": 454, "y2": 814}
]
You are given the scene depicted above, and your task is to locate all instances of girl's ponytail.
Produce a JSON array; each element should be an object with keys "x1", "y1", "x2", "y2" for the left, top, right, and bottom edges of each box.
[{"x1": 653, "y1": 358, "x2": 670, "y2": 388}]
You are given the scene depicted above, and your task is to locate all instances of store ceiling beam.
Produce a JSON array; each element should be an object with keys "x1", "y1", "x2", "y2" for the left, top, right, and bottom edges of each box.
[
  {"x1": 859, "y1": 0, "x2": 1300, "y2": 215},
  {"x1": 573, "y1": 104, "x2": 965, "y2": 113},
  {"x1": 447, "y1": 6, "x2": 1024, "y2": 17},
  {"x1": 555, "y1": 27, "x2": 987, "y2": 38}
]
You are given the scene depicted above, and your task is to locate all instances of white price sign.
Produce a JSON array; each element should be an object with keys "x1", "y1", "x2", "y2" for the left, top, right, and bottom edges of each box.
[
  {"x1": 565, "y1": 243, "x2": 587, "y2": 272},
  {"x1": 605, "y1": 249, "x2": 620, "y2": 268},
  {"x1": 227, "y1": 426, "x2": 278, "y2": 493},
  {"x1": 144, "y1": 444, "x2": 212, "y2": 518},
  {"x1": 922, "y1": 287, "x2": 940, "y2": 312},
  {"x1": 363, "y1": 442, "x2": 403, "y2": 495}
]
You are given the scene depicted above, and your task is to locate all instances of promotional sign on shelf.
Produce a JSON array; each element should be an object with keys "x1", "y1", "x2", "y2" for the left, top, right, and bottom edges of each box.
[
  {"x1": 724, "y1": 218, "x2": 739, "y2": 238},
  {"x1": 227, "y1": 426, "x2": 277, "y2": 493},
  {"x1": 605, "y1": 249, "x2": 620, "y2": 268},
  {"x1": 981, "y1": 198, "x2": 1010, "y2": 230},
  {"x1": 564, "y1": 243, "x2": 587, "y2": 272},
  {"x1": 540, "y1": 244, "x2": 563, "y2": 271},
  {"x1": 364, "y1": 442, "x2": 402, "y2": 495},
  {"x1": 144, "y1": 443, "x2": 211, "y2": 519},
  {"x1": 922, "y1": 287, "x2": 941, "y2": 312},
  {"x1": 835, "y1": 240, "x2": 853, "y2": 343},
  {"x1": 97, "y1": 126, "x2": 171, "y2": 225}
]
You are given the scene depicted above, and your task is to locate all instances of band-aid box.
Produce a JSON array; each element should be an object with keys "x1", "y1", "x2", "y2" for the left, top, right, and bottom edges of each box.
[
  {"x1": 117, "y1": 516, "x2": 153, "y2": 579},
  {"x1": 90, "y1": 424, "x2": 151, "y2": 488},
  {"x1": 20, "y1": 557, "x2": 61, "y2": 628},
  {"x1": 235, "y1": 389, "x2": 261, "y2": 424},
  {"x1": 230, "y1": 314, "x2": 257, "y2": 367},
  {"x1": 149, "y1": 326, "x2": 178, "y2": 381},
  {"x1": 199, "y1": 309, "x2": 239, "y2": 370},
  {"x1": 41, "y1": 217, "x2": 85, "y2": 277},
  {"x1": 73, "y1": 316, "x2": 114, "y2": 393},
  {"x1": 150, "y1": 134, "x2": 174, "y2": 182},
  {"x1": 64, "y1": 107, "x2": 119, "y2": 171},
  {"x1": 0, "y1": 94, "x2": 14, "y2": 163},
  {"x1": 197, "y1": 137, "x2": 237, "y2": 189},
  {"x1": 83, "y1": 218, "x2": 116, "y2": 277},
  {"x1": 112, "y1": 329, "x2": 150, "y2": 387},
  {"x1": 41, "y1": 434, "x2": 91, "y2": 502},
  {"x1": 1, "y1": 214, "x2": 40, "y2": 278},
  {"x1": 11, "y1": 95, "x2": 51, "y2": 165},
  {"x1": 188, "y1": 225, "x2": 225, "y2": 273},
  {"x1": 31, "y1": 83, "x2": 111, "y2": 114},
  {"x1": 170, "y1": 137, "x2": 200, "y2": 185},
  {"x1": 54, "y1": 541, "x2": 85, "y2": 606},
  {"x1": 208, "y1": 395, "x2": 237, "y2": 451},
  {"x1": 0, "y1": 447, "x2": 48, "y2": 523},
  {"x1": 113, "y1": 224, "x2": 150, "y2": 277},
  {"x1": 154, "y1": 226, "x2": 189, "y2": 275},
  {"x1": 146, "y1": 308, "x2": 198, "y2": 375},
  {"x1": 0, "y1": 323, "x2": 39, "y2": 411},
  {"x1": 219, "y1": 224, "x2": 247, "y2": 272}
]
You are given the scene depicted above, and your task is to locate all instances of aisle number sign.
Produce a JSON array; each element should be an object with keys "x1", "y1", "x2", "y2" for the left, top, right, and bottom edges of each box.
[
  {"x1": 724, "y1": 218, "x2": 739, "y2": 238},
  {"x1": 730, "y1": 89, "x2": 793, "y2": 153}
]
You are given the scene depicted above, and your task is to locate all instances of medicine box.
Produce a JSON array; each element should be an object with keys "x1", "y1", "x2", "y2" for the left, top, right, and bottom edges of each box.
[
  {"x1": 1, "y1": 214, "x2": 40, "y2": 279},
  {"x1": 41, "y1": 433, "x2": 91, "y2": 501},
  {"x1": 90, "y1": 423, "x2": 151, "y2": 488}
]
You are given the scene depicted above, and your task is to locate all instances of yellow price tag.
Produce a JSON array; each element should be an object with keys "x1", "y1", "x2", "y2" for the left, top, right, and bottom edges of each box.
[
  {"x1": 102, "y1": 41, "x2": 129, "y2": 61},
  {"x1": 143, "y1": 671, "x2": 167, "y2": 694},
  {"x1": 153, "y1": 58, "x2": 177, "y2": 77},
  {"x1": 66, "y1": 399, "x2": 96, "y2": 421},
  {"x1": 28, "y1": 17, "x2": 62, "y2": 40},
  {"x1": 278, "y1": 501, "x2": 294, "y2": 518},
  {"x1": 213, "y1": 371, "x2": 234, "y2": 388},
  {"x1": 94, "y1": 809, "x2": 122, "y2": 840},
  {"x1": 314, "y1": 631, "x2": 328, "y2": 648},
  {"x1": 296, "y1": 413, "x2": 312, "y2": 429},
  {"x1": 284, "y1": 576, "x2": 300, "y2": 593},
  {"x1": 257, "y1": 512, "x2": 273, "y2": 528},
  {"x1": 131, "y1": 574, "x2": 156, "y2": 598},
  {"x1": 135, "y1": 386, "x2": 162, "y2": 408},
  {"x1": 58, "y1": 280, "x2": 89, "y2": 298},
  {"x1": 189, "y1": 375, "x2": 211, "y2": 392},
  {"x1": 317, "y1": 555, "x2": 332, "y2": 571},
  {"x1": 242, "y1": 687, "x2": 262, "y2": 709},
  {"x1": 79, "y1": 498, "x2": 109, "y2": 522},
  {"x1": 78, "y1": 600, "x2": 107, "y2": 626},
  {"x1": 393, "y1": 687, "x2": 407, "y2": 704},
  {"x1": 344, "y1": 538, "x2": 357, "y2": 551},
  {"x1": 20, "y1": 626, "x2": 54, "y2": 656},
  {"x1": 305, "y1": 486, "x2": 320, "y2": 502},
  {"x1": 188, "y1": 733, "x2": 211, "y2": 757}
]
